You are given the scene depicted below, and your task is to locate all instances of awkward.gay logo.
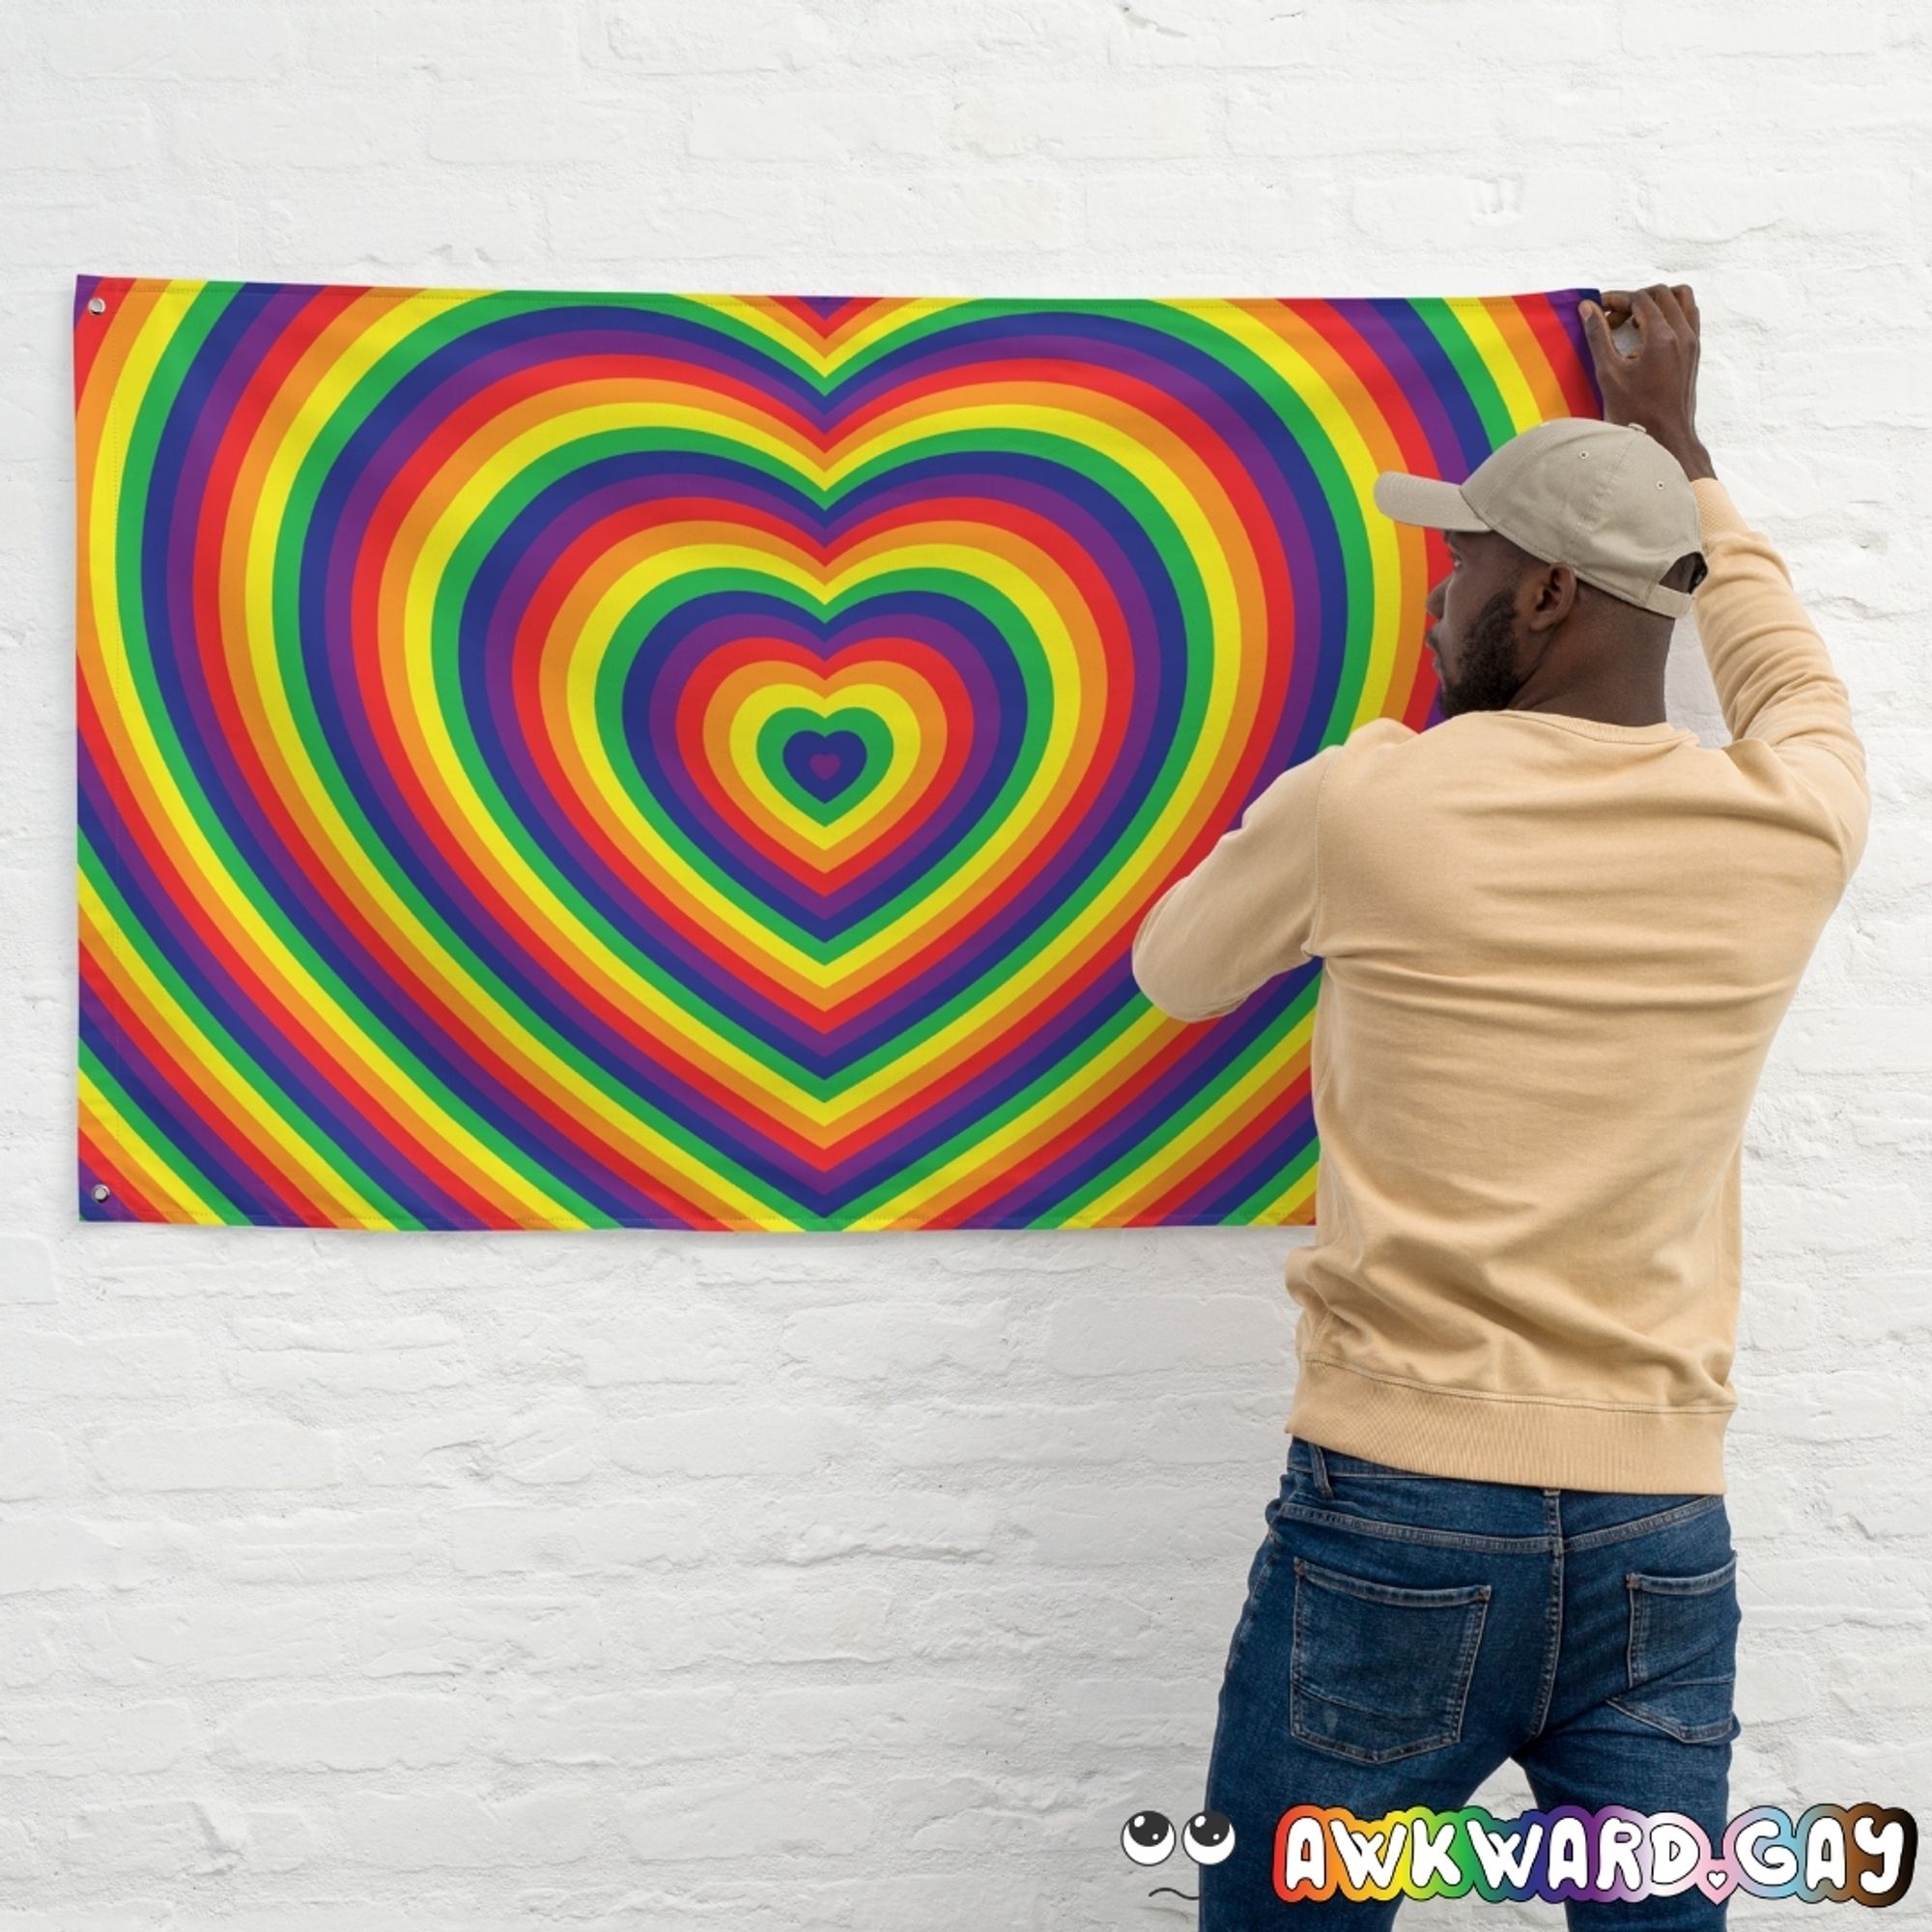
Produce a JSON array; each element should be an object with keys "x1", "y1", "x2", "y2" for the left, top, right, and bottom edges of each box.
[{"x1": 1270, "y1": 1802, "x2": 1915, "y2": 1907}]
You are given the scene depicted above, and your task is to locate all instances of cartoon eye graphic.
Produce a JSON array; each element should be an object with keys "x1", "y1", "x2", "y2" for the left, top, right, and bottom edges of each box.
[
  {"x1": 1121, "y1": 1810, "x2": 1177, "y2": 1865},
  {"x1": 1183, "y1": 1810, "x2": 1236, "y2": 1865}
]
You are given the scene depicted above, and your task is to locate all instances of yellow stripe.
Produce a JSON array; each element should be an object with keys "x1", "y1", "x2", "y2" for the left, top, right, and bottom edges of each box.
[
  {"x1": 79, "y1": 1064, "x2": 223, "y2": 1224},
  {"x1": 1185, "y1": 300, "x2": 1406, "y2": 723},
  {"x1": 81, "y1": 870, "x2": 388, "y2": 1224},
  {"x1": 682, "y1": 294, "x2": 972, "y2": 383},
  {"x1": 402, "y1": 393, "x2": 1255, "y2": 1127},
  {"x1": 858, "y1": 1006, "x2": 1315, "y2": 1231},
  {"x1": 728, "y1": 679, "x2": 925, "y2": 853},
  {"x1": 87, "y1": 291, "x2": 601, "y2": 1225},
  {"x1": 1440, "y1": 298, "x2": 1542, "y2": 430}
]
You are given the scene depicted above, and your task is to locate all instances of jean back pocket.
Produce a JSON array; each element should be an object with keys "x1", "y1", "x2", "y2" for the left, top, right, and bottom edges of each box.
[
  {"x1": 1609, "y1": 1553, "x2": 1741, "y2": 1746},
  {"x1": 1289, "y1": 1555, "x2": 1491, "y2": 1765}
]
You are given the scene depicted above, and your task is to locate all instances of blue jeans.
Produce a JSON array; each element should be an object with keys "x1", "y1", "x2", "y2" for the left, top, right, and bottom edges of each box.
[{"x1": 1199, "y1": 1437, "x2": 1741, "y2": 1929}]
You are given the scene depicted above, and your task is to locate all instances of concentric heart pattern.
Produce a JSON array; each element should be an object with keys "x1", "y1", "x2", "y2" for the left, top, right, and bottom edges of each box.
[{"x1": 74, "y1": 277, "x2": 1602, "y2": 1231}]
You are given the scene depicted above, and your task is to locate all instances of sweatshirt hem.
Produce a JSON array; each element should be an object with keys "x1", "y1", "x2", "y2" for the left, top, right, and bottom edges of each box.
[{"x1": 1284, "y1": 1355, "x2": 1730, "y2": 1494}]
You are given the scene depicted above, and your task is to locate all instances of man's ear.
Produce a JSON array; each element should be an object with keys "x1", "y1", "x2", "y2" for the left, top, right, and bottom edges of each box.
[{"x1": 1522, "y1": 558, "x2": 1579, "y2": 632}]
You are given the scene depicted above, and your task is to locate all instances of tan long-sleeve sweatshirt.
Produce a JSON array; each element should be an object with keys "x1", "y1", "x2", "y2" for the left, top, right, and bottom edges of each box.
[{"x1": 1130, "y1": 476, "x2": 1870, "y2": 1494}]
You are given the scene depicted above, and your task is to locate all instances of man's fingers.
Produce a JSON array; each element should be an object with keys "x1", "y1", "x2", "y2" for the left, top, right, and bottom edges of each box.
[
  {"x1": 1629, "y1": 286, "x2": 1674, "y2": 341},
  {"x1": 1602, "y1": 282, "x2": 1700, "y2": 349},
  {"x1": 1591, "y1": 282, "x2": 1701, "y2": 361},
  {"x1": 1577, "y1": 298, "x2": 1620, "y2": 361},
  {"x1": 1648, "y1": 283, "x2": 1690, "y2": 332}
]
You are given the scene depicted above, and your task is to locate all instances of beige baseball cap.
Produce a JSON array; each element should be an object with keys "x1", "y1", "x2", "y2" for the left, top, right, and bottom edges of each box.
[{"x1": 1372, "y1": 417, "x2": 1705, "y2": 618}]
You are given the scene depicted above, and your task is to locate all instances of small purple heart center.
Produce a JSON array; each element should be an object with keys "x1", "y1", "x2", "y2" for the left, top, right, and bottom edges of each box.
[{"x1": 784, "y1": 727, "x2": 867, "y2": 803}]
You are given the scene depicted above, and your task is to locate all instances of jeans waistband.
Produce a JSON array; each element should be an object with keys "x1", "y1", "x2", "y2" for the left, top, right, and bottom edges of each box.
[{"x1": 1288, "y1": 1435, "x2": 1725, "y2": 1552}]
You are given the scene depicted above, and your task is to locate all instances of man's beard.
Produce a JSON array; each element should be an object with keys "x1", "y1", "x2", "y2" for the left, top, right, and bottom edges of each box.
[{"x1": 1435, "y1": 589, "x2": 1524, "y2": 718}]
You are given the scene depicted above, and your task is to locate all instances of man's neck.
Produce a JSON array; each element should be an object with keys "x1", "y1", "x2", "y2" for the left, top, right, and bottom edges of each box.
[{"x1": 1508, "y1": 691, "x2": 1669, "y2": 727}]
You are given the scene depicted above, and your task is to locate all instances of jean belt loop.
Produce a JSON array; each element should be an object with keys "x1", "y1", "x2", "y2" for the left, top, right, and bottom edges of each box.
[{"x1": 1307, "y1": 1439, "x2": 1335, "y2": 1501}]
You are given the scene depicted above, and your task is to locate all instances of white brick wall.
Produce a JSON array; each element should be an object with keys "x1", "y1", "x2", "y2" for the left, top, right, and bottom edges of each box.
[{"x1": 4, "y1": 1, "x2": 1928, "y2": 1922}]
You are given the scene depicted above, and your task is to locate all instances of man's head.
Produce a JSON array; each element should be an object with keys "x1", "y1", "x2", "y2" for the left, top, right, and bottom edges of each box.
[
  {"x1": 1376, "y1": 416, "x2": 1708, "y2": 720},
  {"x1": 1421, "y1": 526, "x2": 1707, "y2": 719}
]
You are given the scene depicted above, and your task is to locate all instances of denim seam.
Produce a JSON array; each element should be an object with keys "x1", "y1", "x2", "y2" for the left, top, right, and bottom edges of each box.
[
  {"x1": 1614, "y1": 1562, "x2": 1740, "y2": 1745},
  {"x1": 1221, "y1": 1539, "x2": 1282, "y2": 1687},
  {"x1": 1623, "y1": 1552, "x2": 1738, "y2": 1592},
  {"x1": 1293, "y1": 1555, "x2": 1491, "y2": 1609},
  {"x1": 1298, "y1": 1453, "x2": 1723, "y2": 1538},
  {"x1": 1563, "y1": 1495, "x2": 1724, "y2": 1551},
  {"x1": 1529, "y1": 1503, "x2": 1562, "y2": 1740},
  {"x1": 1276, "y1": 1500, "x2": 1555, "y2": 1554},
  {"x1": 1605, "y1": 1690, "x2": 1739, "y2": 1747},
  {"x1": 1276, "y1": 1497, "x2": 1722, "y2": 1554},
  {"x1": 1299, "y1": 1472, "x2": 1442, "y2": 1483}
]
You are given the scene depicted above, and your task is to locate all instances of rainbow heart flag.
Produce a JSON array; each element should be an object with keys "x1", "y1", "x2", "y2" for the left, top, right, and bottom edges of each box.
[{"x1": 74, "y1": 276, "x2": 1601, "y2": 1232}]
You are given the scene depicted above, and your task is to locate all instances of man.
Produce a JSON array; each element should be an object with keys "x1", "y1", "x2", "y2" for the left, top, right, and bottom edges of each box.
[{"x1": 1131, "y1": 285, "x2": 1869, "y2": 1929}]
